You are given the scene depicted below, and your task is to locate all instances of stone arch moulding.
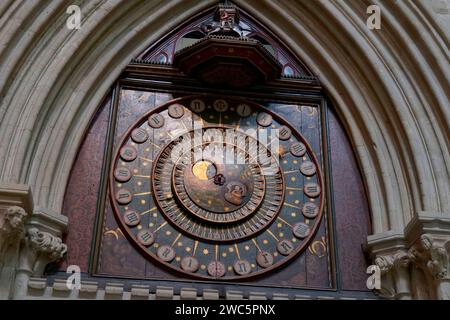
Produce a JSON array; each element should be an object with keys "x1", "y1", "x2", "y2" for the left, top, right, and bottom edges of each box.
[{"x1": 0, "y1": 0, "x2": 448, "y2": 297}]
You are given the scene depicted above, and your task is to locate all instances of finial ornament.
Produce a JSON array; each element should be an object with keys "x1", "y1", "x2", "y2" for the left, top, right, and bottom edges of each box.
[{"x1": 201, "y1": 1, "x2": 246, "y2": 37}]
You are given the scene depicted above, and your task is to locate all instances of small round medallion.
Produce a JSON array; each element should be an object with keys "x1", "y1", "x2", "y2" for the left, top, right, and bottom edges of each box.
[
  {"x1": 213, "y1": 99, "x2": 228, "y2": 112},
  {"x1": 207, "y1": 261, "x2": 226, "y2": 277},
  {"x1": 293, "y1": 222, "x2": 311, "y2": 239},
  {"x1": 304, "y1": 182, "x2": 321, "y2": 198},
  {"x1": 233, "y1": 259, "x2": 252, "y2": 275},
  {"x1": 180, "y1": 256, "x2": 199, "y2": 273},
  {"x1": 257, "y1": 112, "x2": 273, "y2": 127},
  {"x1": 290, "y1": 142, "x2": 306, "y2": 157},
  {"x1": 157, "y1": 245, "x2": 176, "y2": 262},
  {"x1": 148, "y1": 113, "x2": 165, "y2": 128},
  {"x1": 300, "y1": 161, "x2": 316, "y2": 176},
  {"x1": 302, "y1": 202, "x2": 319, "y2": 218},
  {"x1": 120, "y1": 145, "x2": 137, "y2": 161},
  {"x1": 114, "y1": 167, "x2": 131, "y2": 182},
  {"x1": 236, "y1": 104, "x2": 252, "y2": 117},
  {"x1": 277, "y1": 126, "x2": 292, "y2": 141},
  {"x1": 136, "y1": 229, "x2": 154, "y2": 246},
  {"x1": 277, "y1": 240, "x2": 294, "y2": 256},
  {"x1": 131, "y1": 128, "x2": 148, "y2": 143},
  {"x1": 115, "y1": 189, "x2": 132, "y2": 205},
  {"x1": 123, "y1": 210, "x2": 140, "y2": 227},
  {"x1": 168, "y1": 104, "x2": 185, "y2": 119},
  {"x1": 190, "y1": 99, "x2": 206, "y2": 113},
  {"x1": 256, "y1": 251, "x2": 274, "y2": 268}
]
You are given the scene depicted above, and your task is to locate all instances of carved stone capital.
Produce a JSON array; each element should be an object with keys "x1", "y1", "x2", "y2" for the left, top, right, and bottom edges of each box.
[
  {"x1": 28, "y1": 227, "x2": 67, "y2": 261},
  {"x1": 374, "y1": 254, "x2": 394, "y2": 275},
  {"x1": 0, "y1": 206, "x2": 28, "y2": 262},
  {"x1": 2, "y1": 204, "x2": 68, "y2": 299},
  {"x1": 19, "y1": 227, "x2": 67, "y2": 275},
  {"x1": 367, "y1": 211, "x2": 450, "y2": 300},
  {"x1": 0, "y1": 183, "x2": 33, "y2": 299},
  {"x1": 374, "y1": 250, "x2": 411, "y2": 299},
  {"x1": 409, "y1": 234, "x2": 449, "y2": 280},
  {"x1": 375, "y1": 250, "x2": 410, "y2": 272}
]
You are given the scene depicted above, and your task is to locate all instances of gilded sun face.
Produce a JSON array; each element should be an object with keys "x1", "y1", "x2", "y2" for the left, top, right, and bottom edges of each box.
[{"x1": 192, "y1": 160, "x2": 216, "y2": 181}]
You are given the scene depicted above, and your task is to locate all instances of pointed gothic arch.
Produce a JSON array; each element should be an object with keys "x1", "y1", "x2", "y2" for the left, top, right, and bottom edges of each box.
[{"x1": 0, "y1": 0, "x2": 448, "y2": 299}]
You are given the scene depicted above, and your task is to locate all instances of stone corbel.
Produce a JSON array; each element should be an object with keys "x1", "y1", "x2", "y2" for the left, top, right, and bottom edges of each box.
[
  {"x1": 366, "y1": 230, "x2": 412, "y2": 299},
  {"x1": 366, "y1": 211, "x2": 450, "y2": 300},
  {"x1": 408, "y1": 234, "x2": 450, "y2": 299},
  {"x1": 405, "y1": 211, "x2": 450, "y2": 300},
  {"x1": 0, "y1": 184, "x2": 33, "y2": 265},
  {"x1": 374, "y1": 250, "x2": 411, "y2": 299},
  {"x1": 0, "y1": 206, "x2": 28, "y2": 265},
  {"x1": 13, "y1": 208, "x2": 68, "y2": 299},
  {"x1": 372, "y1": 254, "x2": 395, "y2": 298},
  {"x1": 21, "y1": 228, "x2": 67, "y2": 275},
  {"x1": 0, "y1": 183, "x2": 33, "y2": 299}
]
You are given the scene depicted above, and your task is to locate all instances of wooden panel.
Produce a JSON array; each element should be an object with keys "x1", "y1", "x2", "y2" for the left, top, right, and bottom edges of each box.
[
  {"x1": 61, "y1": 95, "x2": 111, "y2": 272},
  {"x1": 328, "y1": 106, "x2": 372, "y2": 291}
]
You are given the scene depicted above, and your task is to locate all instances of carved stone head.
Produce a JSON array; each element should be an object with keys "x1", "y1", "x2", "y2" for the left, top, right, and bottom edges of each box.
[
  {"x1": 4, "y1": 206, "x2": 27, "y2": 231},
  {"x1": 375, "y1": 255, "x2": 393, "y2": 274},
  {"x1": 394, "y1": 251, "x2": 410, "y2": 268},
  {"x1": 420, "y1": 234, "x2": 433, "y2": 250},
  {"x1": 408, "y1": 246, "x2": 420, "y2": 263}
]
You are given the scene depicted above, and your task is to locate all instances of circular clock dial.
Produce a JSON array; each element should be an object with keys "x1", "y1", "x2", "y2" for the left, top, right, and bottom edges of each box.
[
  {"x1": 153, "y1": 127, "x2": 283, "y2": 241},
  {"x1": 110, "y1": 96, "x2": 324, "y2": 280}
]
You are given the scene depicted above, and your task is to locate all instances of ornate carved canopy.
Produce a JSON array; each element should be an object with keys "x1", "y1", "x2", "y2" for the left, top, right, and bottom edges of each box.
[
  {"x1": 173, "y1": 2, "x2": 282, "y2": 87},
  {"x1": 173, "y1": 35, "x2": 282, "y2": 87}
]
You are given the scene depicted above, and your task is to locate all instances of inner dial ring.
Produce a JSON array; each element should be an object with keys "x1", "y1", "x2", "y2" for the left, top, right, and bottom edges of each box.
[
  {"x1": 173, "y1": 142, "x2": 266, "y2": 223},
  {"x1": 152, "y1": 127, "x2": 284, "y2": 242}
]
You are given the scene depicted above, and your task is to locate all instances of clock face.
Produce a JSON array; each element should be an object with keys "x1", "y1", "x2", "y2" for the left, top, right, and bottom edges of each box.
[{"x1": 109, "y1": 95, "x2": 324, "y2": 280}]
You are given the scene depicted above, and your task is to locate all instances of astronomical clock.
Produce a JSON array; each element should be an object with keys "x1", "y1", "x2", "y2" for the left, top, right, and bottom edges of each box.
[
  {"x1": 109, "y1": 96, "x2": 324, "y2": 280},
  {"x1": 62, "y1": 2, "x2": 372, "y2": 297}
]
